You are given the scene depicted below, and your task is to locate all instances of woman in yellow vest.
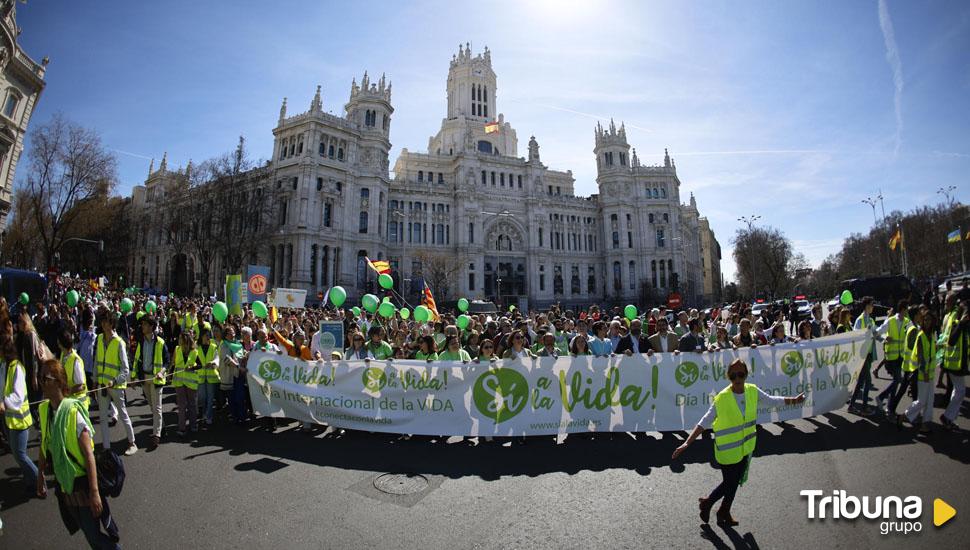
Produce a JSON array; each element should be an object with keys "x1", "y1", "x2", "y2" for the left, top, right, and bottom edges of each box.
[
  {"x1": 35, "y1": 358, "x2": 118, "y2": 548},
  {"x1": 1, "y1": 329, "x2": 38, "y2": 492},
  {"x1": 57, "y1": 319, "x2": 89, "y2": 411},
  {"x1": 902, "y1": 312, "x2": 939, "y2": 433},
  {"x1": 195, "y1": 323, "x2": 220, "y2": 428},
  {"x1": 171, "y1": 331, "x2": 200, "y2": 436},
  {"x1": 672, "y1": 359, "x2": 806, "y2": 526},
  {"x1": 941, "y1": 301, "x2": 968, "y2": 430}
]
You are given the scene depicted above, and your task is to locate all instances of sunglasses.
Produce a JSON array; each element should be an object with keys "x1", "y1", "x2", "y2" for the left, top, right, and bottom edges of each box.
[{"x1": 728, "y1": 371, "x2": 747, "y2": 381}]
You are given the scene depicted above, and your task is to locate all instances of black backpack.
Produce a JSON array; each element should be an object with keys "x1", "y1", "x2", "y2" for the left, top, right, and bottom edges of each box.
[{"x1": 96, "y1": 448, "x2": 126, "y2": 498}]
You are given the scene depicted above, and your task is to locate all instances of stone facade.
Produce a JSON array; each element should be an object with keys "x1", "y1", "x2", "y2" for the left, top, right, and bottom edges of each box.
[
  {"x1": 0, "y1": 0, "x2": 46, "y2": 229},
  {"x1": 699, "y1": 217, "x2": 723, "y2": 305},
  {"x1": 129, "y1": 45, "x2": 720, "y2": 308}
]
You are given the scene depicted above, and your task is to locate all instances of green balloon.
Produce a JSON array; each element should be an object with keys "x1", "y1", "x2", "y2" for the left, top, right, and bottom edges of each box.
[
  {"x1": 457, "y1": 298, "x2": 469, "y2": 312},
  {"x1": 378, "y1": 273, "x2": 393, "y2": 290},
  {"x1": 352, "y1": 306, "x2": 361, "y2": 317},
  {"x1": 18, "y1": 292, "x2": 28, "y2": 305},
  {"x1": 144, "y1": 300, "x2": 157, "y2": 313},
  {"x1": 508, "y1": 304, "x2": 516, "y2": 312},
  {"x1": 840, "y1": 290, "x2": 854, "y2": 306},
  {"x1": 66, "y1": 290, "x2": 79, "y2": 308},
  {"x1": 378, "y1": 301, "x2": 396, "y2": 319},
  {"x1": 624, "y1": 304, "x2": 637, "y2": 320},
  {"x1": 400, "y1": 307, "x2": 410, "y2": 320},
  {"x1": 252, "y1": 300, "x2": 268, "y2": 319},
  {"x1": 361, "y1": 293, "x2": 379, "y2": 313},
  {"x1": 136, "y1": 311, "x2": 146, "y2": 321},
  {"x1": 213, "y1": 301, "x2": 228, "y2": 323},
  {"x1": 457, "y1": 314, "x2": 470, "y2": 330},
  {"x1": 120, "y1": 298, "x2": 134, "y2": 313},
  {"x1": 329, "y1": 286, "x2": 347, "y2": 308},
  {"x1": 383, "y1": 296, "x2": 392, "y2": 303},
  {"x1": 414, "y1": 305, "x2": 430, "y2": 323}
]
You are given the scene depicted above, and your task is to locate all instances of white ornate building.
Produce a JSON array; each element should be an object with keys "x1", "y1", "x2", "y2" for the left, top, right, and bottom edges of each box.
[
  {"x1": 0, "y1": 0, "x2": 46, "y2": 229},
  {"x1": 129, "y1": 45, "x2": 720, "y2": 308}
]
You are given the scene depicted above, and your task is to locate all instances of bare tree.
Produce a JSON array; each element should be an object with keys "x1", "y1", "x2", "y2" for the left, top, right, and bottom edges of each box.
[
  {"x1": 23, "y1": 114, "x2": 117, "y2": 269},
  {"x1": 412, "y1": 249, "x2": 467, "y2": 302},
  {"x1": 732, "y1": 225, "x2": 799, "y2": 299},
  {"x1": 2, "y1": 188, "x2": 44, "y2": 268}
]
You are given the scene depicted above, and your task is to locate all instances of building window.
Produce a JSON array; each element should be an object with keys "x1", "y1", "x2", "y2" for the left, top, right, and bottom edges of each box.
[
  {"x1": 418, "y1": 170, "x2": 423, "y2": 182},
  {"x1": 517, "y1": 175, "x2": 522, "y2": 188},
  {"x1": 612, "y1": 231, "x2": 619, "y2": 249},
  {"x1": 436, "y1": 224, "x2": 444, "y2": 244},
  {"x1": 323, "y1": 202, "x2": 332, "y2": 227},
  {"x1": 500, "y1": 173, "x2": 505, "y2": 186},
  {"x1": 628, "y1": 232, "x2": 633, "y2": 248},
  {"x1": 620, "y1": 152, "x2": 626, "y2": 166},
  {"x1": 311, "y1": 245, "x2": 318, "y2": 286},
  {"x1": 438, "y1": 172, "x2": 444, "y2": 184},
  {"x1": 478, "y1": 141, "x2": 493, "y2": 154},
  {"x1": 649, "y1": 213, "x2": 654, "y2": 223},
  {"x1": 629, "y1": 261, "x2": 636, "y2": 290},
  {"x1": 660, "y1": 260, "x2": 667, "y2": 288},
  {"x1": 360, "y1": 188, "x2": 369, "y2": 199},
  {"x1": 481, "y1": 170, "x2": 487, "y2": 185},
  {"x1": 553, "y1": 265, "x2": 563, "y2": 295},
  {"x1": 359, "y1": 212, "x2": 368, "y2": 233},
  {"x1": 469, "y1": 222, "x2": 475, "y2": 243},
  {"x1": 656, "y1": 229, "x2": 665, "y2": 248},
  {"x1": 663, "y1": 213, "x2": 669, "y2": 222},
  {"x1": 660, "y1": 187, "x2": 667, "y2": 198},
  {"x1": 613, "y1": 262, "x2": 621, "y2": 292},
  {"x1": 318, "y1": 143, "x2": 325, "y2": 156},
  {"x1": 539, "y1": 273, "x2": 546, "y2": 292},
  {"x1": 383, "y1": 114, "x2": 389, "y2": 129},
  {"x1": 491, "y1": 172, "x2": 496, "y2": 186},
  {"x1": 389, "y1": 220, "x2": 397, "y2": 242},
  {"x1": 588, "y1": 267, "x2": 596, "y2": 294},
  {"x1": 278, "y1": 200, "x2": 287, "y2": 227},
  {"x1": 653, "y1": 188, "x2": 660, "y2": 198},
  {"x1": 538, "y1": 227, "x2": 543, "y2": 247},
  {"x1": 571, "y1": 266, "x2": 581, "y2": 295},
  {"x1": 316, "y1": 177, "x2": 323, "y2": 191},
  {"x1": 651, "y1": 260, "x2": 657, "y2": 287}
]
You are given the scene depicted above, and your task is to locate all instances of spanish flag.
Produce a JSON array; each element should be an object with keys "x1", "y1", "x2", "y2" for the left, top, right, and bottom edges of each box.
[
  {"x1": 484, "y1": 121, "x2": 499, "y2": 134},
  {"x1": 948, "y1": 229, "x2": 961, "y2": 244},
  {"x1": 889, "y1": 228, "x2": 901, "y2": 251},
  {"x1": 422, "y1": 281, "x2": 440, "y2": 321},
  {"x1": 365, "y1": 257, "x2": 391, "y2": 275}
]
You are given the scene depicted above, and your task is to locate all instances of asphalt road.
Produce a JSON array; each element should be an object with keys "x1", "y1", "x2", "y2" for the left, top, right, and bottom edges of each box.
[{"x1": 1, "y1": 372, "x2": 967, "y2": 550}]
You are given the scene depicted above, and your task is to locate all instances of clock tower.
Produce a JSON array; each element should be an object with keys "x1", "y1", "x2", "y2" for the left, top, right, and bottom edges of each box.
[{"x1": 446, "y1": 42, "x2": 496, "y2": 121}]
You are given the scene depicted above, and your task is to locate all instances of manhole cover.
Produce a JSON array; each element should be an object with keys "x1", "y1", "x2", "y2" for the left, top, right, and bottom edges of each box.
[{"x1": 373, "y1": 473, "x2": 429, "y2": 495}]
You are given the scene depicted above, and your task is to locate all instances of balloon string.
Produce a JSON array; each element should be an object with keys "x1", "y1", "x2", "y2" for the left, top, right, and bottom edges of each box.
[{"x1": 27, "y1": 376, "x2": 164, "y2": 406}]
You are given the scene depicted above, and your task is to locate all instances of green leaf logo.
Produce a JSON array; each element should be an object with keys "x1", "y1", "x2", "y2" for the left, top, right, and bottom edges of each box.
[
  {"x1": 258, "y1": 360, "x2": 283, "y2": 382},
  {"x1": 675, "y1": 361, "x2": 700, "y2": 388},
  {"x1": 361, "y1": 367, "x2": 387, "y2": 392},
  {"x1": 781, "y1": 351, "x2": 805, "y2": 377},
  {"x1": 473, "y1": 368, "x2": 529, "y2": 423}
]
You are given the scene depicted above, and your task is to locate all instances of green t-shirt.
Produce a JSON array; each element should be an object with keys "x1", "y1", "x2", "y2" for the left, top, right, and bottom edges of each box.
[
  {"x1": 438, "y1": 348, "x2": 471, "y2": 362},
  {"x1": 366, "y1": 341, "x2": 393, "y2": 360},
  {"x1": 415, "y1": 350, "x2": 438, "y2": 361}
]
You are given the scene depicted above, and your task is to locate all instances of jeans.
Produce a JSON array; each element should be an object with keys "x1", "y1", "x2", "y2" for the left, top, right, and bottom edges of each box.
[
  {"x1": 97, "y1": 388, "x2": 134, "y2": 449},
  {"x1": 143, "y1": 383, "x2": 165, "y2": 438},
  {"x1": 905, "y1": 380, "x2": 934, "y2": 424},
  {"x1": 175, "y1": 386, "x2": 198, "y2": 432},
  {"x1": 6, "y1": 426, "x2": 38, "y2": 488},
  {"x1": 890, "y1": 371, "x2": 918, "y2": 414},
  {"x1": 877, "y1": 359, "x2": 903, "y2": 404},
  {"x1": 230, "y1": 376, "x2": 248, "y2": 422},
  {"x1": 707, "y1": 456, "x2": 749, "y2": 512},
  {"x1": 197, "y1": 382, "x2": 218, "y2": 424},
  {"x1": 67, "y1": 501, "x2": 120, "y2": 549},
  {"x1": 944, "y1": 374, "x2": 966, "y2": 422},
  {"x1": 850, "y1": 356, "x2": 873, "y2": 409}
]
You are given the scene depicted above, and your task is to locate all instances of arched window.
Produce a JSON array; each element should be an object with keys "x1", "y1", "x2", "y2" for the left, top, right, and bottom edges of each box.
[
  {"x1": 613, "y1": 262, "x2": 622, "y2": 292},
  {"x1": 360, "y1": 188, "x2": 370, "y2": 199},
  {"x1": 653, "y1": 188, "x2": 660, "y2": 198},
  {"x1": 337, "y1": 147, "x2": 344, "y2": 161},
  {"x1": 418, "y1": 170, "x2": 423, "y2": 182},
  {"x1": 477, "y1": 140, "x2": 493, "y2": 154},
  {"x1": 481, "y1": 170, "x2": 487, "y2": 185},
  {"x1": 359, "y1": 212, "x2": 368, "y2": 234},
  {"x1": 660, "y1": 186, "x2": 667, "y2": 198},
  {"x1": 651, "y1": 260, "x2": 658, "y2": 287},
  {"x1": 328, "y1": 145, "x2": 335, "y2": 158},
  {"x1": 648, "y1": 213, "x2": 654, "y2": 223},
  {"x1": 629, "y1": 261, "x2": 636, "y2": 290}
]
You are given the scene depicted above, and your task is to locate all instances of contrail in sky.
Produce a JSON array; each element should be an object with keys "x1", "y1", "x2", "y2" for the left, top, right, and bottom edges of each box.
[
  {"x1": 878, "y1": 0, "x2": 904, "y2": 157},
  {"x1": 109, "y1": 147, "x2": 154, "y2": 161},
  {"x1": 508, "y1": 98, "x2": 653, "y2": 133}
]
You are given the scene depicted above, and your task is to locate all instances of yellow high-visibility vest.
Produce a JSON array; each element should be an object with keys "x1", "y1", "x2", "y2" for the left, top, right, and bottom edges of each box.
[{"x1": 712, "y1": 383, "x2": 758, "y2": 465}]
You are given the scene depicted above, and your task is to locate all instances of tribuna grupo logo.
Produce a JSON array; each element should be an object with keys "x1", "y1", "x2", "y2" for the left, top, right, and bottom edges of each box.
[{"x1": 800, "y1": 490, "x2": 956, "y2": 535}]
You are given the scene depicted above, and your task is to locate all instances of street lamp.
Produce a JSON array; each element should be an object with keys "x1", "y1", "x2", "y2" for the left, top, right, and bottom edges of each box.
[
  {"x1": 736, "y1": 215, "x2": 761, "y2": 300},
  {"x1": 861, "y1": 197, "x2": 878, "y2": 225},
  {"x1": 390, "y1": 210, "x2": 409, "y2": 293},
  {"x1": 481, "y1": 209, "x2": 514, "y2": 303}
]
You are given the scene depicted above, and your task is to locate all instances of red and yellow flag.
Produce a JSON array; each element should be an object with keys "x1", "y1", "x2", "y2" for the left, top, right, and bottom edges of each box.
[
  {"x1": 422, "y1": 281, "x2": 440, "y2": 321},
  {"x1": 365, "y1": 257, "x2": 391, "y2": 275},
  {"x1": 484, "y1": 121, "x2": 499, "y2": 134},
  {"x1": 889, "y1": 228, "x2": 901, "y2": 251}
]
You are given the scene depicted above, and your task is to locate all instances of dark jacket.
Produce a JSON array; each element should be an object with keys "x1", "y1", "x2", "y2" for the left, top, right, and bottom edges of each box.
[
  {"x1": 614, "y1": 333, "x2": 650, "y2": 355},
  {"x1": 678, "y1": 332, "x2": 706, "y2": 353}
]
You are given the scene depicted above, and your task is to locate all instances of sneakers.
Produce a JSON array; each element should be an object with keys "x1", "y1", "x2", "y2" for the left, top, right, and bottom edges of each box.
[{"x1": 124, "y1": 444, "x2": 138, "y2": 456}]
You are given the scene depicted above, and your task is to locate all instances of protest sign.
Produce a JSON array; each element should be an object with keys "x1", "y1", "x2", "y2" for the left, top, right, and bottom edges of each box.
[
  {"x1": 246, "y1": 265, "x2": 270, "y2": 303},
  {"x1": 318, "y1": 320, "x2": 344, "y2": 356},
  {"x1": 248, "y1": 330, "x2": 871, "y2": 436},
  {"x1": 225, "y1": 274, "x2": 243, "y2": 316},
  {"x1": 272, "y1": 288, "x2": 307, "y2": 308}
]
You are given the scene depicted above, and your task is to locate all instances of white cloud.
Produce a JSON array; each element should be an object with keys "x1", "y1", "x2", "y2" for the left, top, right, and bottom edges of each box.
[{"x1": 878, "y1": 0, "x2": 904, "y2": 157}]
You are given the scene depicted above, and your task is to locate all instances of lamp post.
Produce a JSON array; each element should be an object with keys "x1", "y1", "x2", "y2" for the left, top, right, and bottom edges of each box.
[
  {"x1": 938, "y1": 185, "x2": 957, "y2": 207},
  {"x1": 737, "y1": 215, "x2": 761, "y2": 300},
  {"x1": 938, "y1": 186, "x2": 963, "y2": 273},
  {"x1": 482, "y1": 209, "x2": 514, "y2": 304},
  {"x1": 390, "y1": 210, "x2": 408, "y2": 294}
]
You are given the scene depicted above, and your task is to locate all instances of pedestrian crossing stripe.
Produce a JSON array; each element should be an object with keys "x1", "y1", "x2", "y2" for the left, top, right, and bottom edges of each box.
[{"x1": 934, "y1": 498, "x2": 956, "y2": 527}]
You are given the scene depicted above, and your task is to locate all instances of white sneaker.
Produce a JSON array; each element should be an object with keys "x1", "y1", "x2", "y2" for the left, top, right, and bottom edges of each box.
[{"x1": 124, "y1": 444, "x2": 138, "y2": 456}]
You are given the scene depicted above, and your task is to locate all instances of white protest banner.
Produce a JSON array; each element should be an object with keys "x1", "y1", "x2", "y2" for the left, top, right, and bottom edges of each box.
[
  {"x1": 272, "y1": 288, "x2": 307, "y2": 308},
  {"x1": 248, "y1": 330, "x2": 872, "y2": 436}
]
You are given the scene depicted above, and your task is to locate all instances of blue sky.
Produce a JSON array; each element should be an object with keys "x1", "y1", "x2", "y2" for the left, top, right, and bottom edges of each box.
[{"x1": 17, "y1": 0, "x2": 970, "y2": 281}]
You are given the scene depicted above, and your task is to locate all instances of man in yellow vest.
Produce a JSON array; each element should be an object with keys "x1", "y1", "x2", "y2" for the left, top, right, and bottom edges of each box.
[
  {"x1": 941, "y1": 300, "x2": 968, "y2": 430},
  {"x1": 889, "y1": 305, "x2": 924, "y2": 418},
  {"x1": 135, "y1": 315, "x2": 168, "y2": 449},
  {"x1": 849, "y1": 297, "x2": 879, "y2": 416},
  {"x1": 875, "y1": 300, "x2": 910, "y2": 413},
  {"x1": 57, "y1": 319, "x2": 89, "y2": 411},
  {"x1": 94, "y1": 306, "x2": 138, "y2": 456},
  {"x1": 902, "y1": 312, "x2": 939, "y2": 433},
  {"x1": 672, "y1": 359, "x2": 805, "y2": 526}
]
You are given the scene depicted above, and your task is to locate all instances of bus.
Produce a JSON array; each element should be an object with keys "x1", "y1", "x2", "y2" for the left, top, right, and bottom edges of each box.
[{"x1": 0, "y1": 268, "x2": 49, "y2": 313}]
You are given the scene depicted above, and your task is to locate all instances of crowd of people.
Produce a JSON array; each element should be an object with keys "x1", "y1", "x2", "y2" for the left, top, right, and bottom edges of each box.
[{"x1": 2, "y1": 277, "x2": 967, "y2": 543}]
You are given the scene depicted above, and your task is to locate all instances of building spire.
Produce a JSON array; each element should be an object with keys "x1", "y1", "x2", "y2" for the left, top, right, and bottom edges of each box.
[
  {"x1": 148, "y1": 158, "x2": 154, "y2": 178},
  {"x1": 160, "y1": 151, "x2": 167, "y2": 172},
  {"x1": 185, "y1": 158, "x2": 193, "y2": 180},
  {"x1": 311, "y1": 85, "x2": 322, "y2": 113},
  {"x1": 279, "y1": 97, "x2": 287, "y2": 123},
  {"x1": 664, "y1": 148, "x2": 670, "y2": 168}
]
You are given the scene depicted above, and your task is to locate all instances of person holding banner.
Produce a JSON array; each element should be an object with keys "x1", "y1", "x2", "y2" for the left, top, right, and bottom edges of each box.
[
  {"x1": 672, "y1": 359, "x2": 806, "y2": 526},
  {"x1": 365, "y1": 326, "x2": 393, "y2": 360},
  {"x1": 502, "y1": 331, "x2": 535, "y2": 359},
  {"x1": 414, "y1": 336, "x2": 438, "y2": 361},
  {"x1": 438, "y1": 336, "x2": 471, "y2": 362},
  {"x1": 346, "y1": 333, "x2": 370, "y2": 360}
]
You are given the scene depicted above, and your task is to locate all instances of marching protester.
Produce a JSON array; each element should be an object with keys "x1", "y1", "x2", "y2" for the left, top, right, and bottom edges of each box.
[
  {"x1": 58, "y1": 319, "x2": 89, "y2": 411},
  {"x1": 196, "y1": 324, "x2": 221, "y2": 428},
  {"x1": 134, "y1": 315, "x2": 168, "y2": 448},
  {"x1": 2, "y1": 322, "x2": 39, "y2": 493},
  {"x1": 36, "y1": 358, "x2": 121, "y2": 549},
  {"x1": 940, "y1": 301, "x2": 968, "y2": 430},
  {"x1": 875, "y1": 301, "x2": 910, "y2": 414},
  {"x1": 671, "y1": 359, "x2": 806, "y2": 526},
  {"x1": 901, "y1": 312, "x2": 940, "y2": 433},
  {"x1": 171, "y1": 331, "x2": 200, "y2": 437},
  {"x1": 94, "y1": 307, "x2": 137, "y2": 456}
]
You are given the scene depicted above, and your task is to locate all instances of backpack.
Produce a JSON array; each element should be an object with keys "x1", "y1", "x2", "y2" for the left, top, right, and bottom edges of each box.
[{"x1": 96, "y1": 448, "x2": 126, "y2": 498}]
